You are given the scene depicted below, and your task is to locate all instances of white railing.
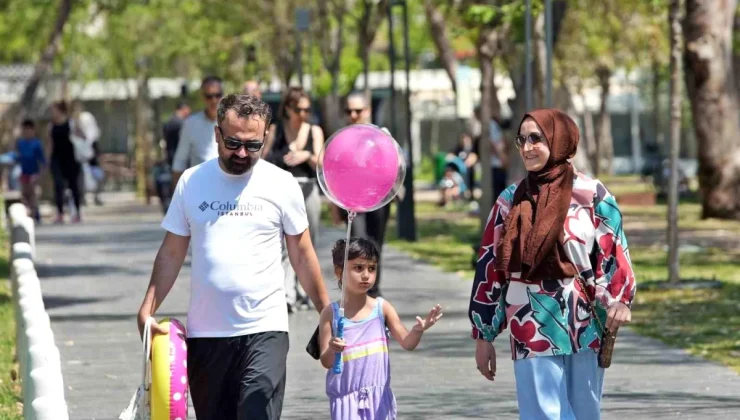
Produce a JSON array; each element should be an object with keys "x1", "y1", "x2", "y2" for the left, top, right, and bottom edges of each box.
[{"x1": 7, "y1": 203, "x2": 69, "y2": 420}]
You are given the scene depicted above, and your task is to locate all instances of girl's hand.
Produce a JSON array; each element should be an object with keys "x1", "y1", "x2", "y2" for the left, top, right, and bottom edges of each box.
[
  {"x1": 329, "y1": 337, "x2": 346, "y2": 353},
  {"x1": 413, "y1": 304, "x2": 443, "y2": 332}
]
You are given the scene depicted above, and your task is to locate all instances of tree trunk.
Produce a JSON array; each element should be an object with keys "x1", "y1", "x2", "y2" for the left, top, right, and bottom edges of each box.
[
  {"x1": 360, "y1": 0, "x2": 371, "y2": 97},
  {"x1": 19, "y1": 0, "x2": 73, "y2": 111},
  {"x1": 534, "y1": 12, "x2": 546, "y2": 108},
  {"x1": 135, "y1": 65, "x2": 151, "y2": 202},
  {"x1": 667, "y1": 0, "x2": 684, "y2": 283},
  {"x1": 503, "y1": 50, "x2": 527, "y2": 183},
  {"x1": 583, "y1": 106, "x2": 598, "y2": 175},
  {"x1": 532, "y1": 1, "x2": 568, "y2": 109},
  {"x1": 685, "y1": 0, "x2": 740, "y2": 220},
  {"x1": 269, "y1": 0, "x2": 296, "y2": 89},
  {"x1": 734, "y1": 8, "x2": 740, "y2": 99},
  {"x1": 478, "y1": 52, "x2": 494, "y2": 228},
  {"x1": 560, "y1": 79, "x2": 593, "y2": 175},
  {"x1": 571, "y1": 79, "x2": 597, "y2": 175},
  {"x1": 595, "y1": 65, "x2": 613, "y2": 176},
  {"x1": 317, "y1": 0, "x2": 346, "y2": 136},
  {"x1": 425, "y1": 0, "x2": 457, "y2": 93},
  {"x1": 358, "y1": 0, "x2": 388, "y2": 99},
  {"x1": 489, "y1": 71, "x2": 502, "y2": 120},
  {"x1": 501, "y1": 1, "x2": 567, "y2": 181},
  {"x1": 652, "y1": 59, "x2": 662, "y2": 149},
  {"x1": 476, "y1": 26, "x2": 501, "y2": 228},
  {"x1": 0, "y1": 0, "x2": 73, "y2": 146}
]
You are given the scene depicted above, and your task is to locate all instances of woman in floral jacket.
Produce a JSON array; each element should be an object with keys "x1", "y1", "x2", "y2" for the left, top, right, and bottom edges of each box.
[{"x1": 468, "y1": 108, "x2": 636, "y2": 419}]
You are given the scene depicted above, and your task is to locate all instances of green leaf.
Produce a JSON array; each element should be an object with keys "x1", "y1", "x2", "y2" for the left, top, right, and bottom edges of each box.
[
  {"x1": 464, "y1": 5, "x2": 498, "y2": 26},
  {"x1": 528, "y1": 289, "x2": 572, "y2": 355},
  {"x1": 578, "y1": 319, "x2": 599, "y2": 348},
  {"x1": 471, "y1": 310, "x2": 498, "y2": 342}
]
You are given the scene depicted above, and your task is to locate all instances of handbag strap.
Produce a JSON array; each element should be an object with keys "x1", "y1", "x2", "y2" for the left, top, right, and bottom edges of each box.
[
  {"x1": 141, "y1": 317, "x2": 154, "y2": 389},
  {"x1": 575, "y1": 275, "x2": 607, "y2": 335},
  {"x1": 581, "y1": 191, "x2": 609, "y2": 336}
]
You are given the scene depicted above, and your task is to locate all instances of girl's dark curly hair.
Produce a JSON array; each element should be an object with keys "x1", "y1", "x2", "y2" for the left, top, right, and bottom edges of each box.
[{"x1": 331, "y1": 237, "x2": 380, "y2": 270}]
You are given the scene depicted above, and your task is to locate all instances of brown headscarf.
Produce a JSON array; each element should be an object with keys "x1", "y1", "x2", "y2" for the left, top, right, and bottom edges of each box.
[{"x1": 495, "y1": 108, "x2": 580, "y2": 281}]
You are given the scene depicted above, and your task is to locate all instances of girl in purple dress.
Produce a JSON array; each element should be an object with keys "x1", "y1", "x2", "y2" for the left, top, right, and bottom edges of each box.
[{"x1": 318, "y1": 238, "x2": 443, "y2": 420}]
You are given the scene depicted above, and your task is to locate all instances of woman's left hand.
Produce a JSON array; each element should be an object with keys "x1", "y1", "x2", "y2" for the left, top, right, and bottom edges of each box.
[
  {"x1": 283, "y1": 150, "x2": 310, "y2": 166},
  {"x1": 605, "y1": 301, "x2": 631, "y2": 331}
]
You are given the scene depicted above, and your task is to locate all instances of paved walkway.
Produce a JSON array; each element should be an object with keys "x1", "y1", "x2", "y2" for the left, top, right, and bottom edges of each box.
[{"x1": 33, "y1": 193, "x2": 740, "y2": 420}]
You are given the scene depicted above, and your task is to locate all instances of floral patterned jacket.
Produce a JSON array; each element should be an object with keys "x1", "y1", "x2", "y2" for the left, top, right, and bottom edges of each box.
[{"x1": 468, "y1": 171, "x2": 636, "y2": 360}]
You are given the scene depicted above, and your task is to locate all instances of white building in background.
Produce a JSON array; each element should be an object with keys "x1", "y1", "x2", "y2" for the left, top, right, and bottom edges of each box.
[
  {"x1": 0, "y1": 64, "x2": 694, "y2": 176},
  {"x1": 353, "y1": 67, "x2": 696, "y2": 176}
]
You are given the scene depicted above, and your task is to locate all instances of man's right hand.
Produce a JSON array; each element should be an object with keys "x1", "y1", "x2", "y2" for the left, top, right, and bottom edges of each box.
[
  {"x1": 475, "y1": 339, "x2": 497, "y2": 381},
  {"x1": 137, "y1": 313, "x2": 169, "y2": 341}
]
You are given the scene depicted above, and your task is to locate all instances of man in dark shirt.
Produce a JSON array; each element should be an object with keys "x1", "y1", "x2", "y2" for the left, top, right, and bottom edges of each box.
[{"x1": 163, "y1": 102, "x2": 191, "y2": 166}]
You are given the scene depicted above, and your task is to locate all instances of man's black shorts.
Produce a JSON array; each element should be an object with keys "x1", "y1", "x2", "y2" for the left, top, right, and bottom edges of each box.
[{"x1": 187, "y1": 331, "x2": 289, "y2": 420}]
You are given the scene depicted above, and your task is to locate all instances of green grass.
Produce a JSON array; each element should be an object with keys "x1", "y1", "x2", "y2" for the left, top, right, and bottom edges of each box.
[
  {"x1": 387, "y1": 202, "x2": 480, "y2": 279},
  {"x1": 599, "y1": 174, "x2": 645, "y2": 185},
  {"x1": 600, "y1": 174, "x2": 656, "y2": 196},
  {"x1": 630, "y1": 282, "x2": 740, "y2": 374},
  {"x1": 629, "y1": 247, "x2": 740, "y2": 283},
  {"x1": 622, "y1": 204, "x2": 740, "y2": 232},
  {"x1": 414, "y1": 156, "x2": 436, "y2": 183},
  {"x1": 0, "y1": 232, "x2": 20, "y2": 419}
]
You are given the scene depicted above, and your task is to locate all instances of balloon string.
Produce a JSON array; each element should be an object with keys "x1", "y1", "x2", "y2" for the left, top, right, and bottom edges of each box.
[{"x1": 341, "y1": 211, "x2": 356, "y2": 314}]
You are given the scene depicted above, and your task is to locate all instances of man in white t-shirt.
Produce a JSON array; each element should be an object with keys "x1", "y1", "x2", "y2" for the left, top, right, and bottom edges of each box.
[
  {"x1": 171, "y1": 75, "x2": 223, "y2": 186},
  {"x1": 137, "y1": 94, "x2": 330, "y2": 420}
]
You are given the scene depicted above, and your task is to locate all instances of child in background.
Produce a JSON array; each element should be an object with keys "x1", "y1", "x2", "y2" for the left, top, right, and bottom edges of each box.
[
  {"x1": 438, "y1": 161, "x2": 467, "y2": 207},
  {"x1": 319, "y1": 237, "x2": 443, "y2": 420},
  {"x1": 16, "y1": 119, "x2": 46, "y2": 222}
]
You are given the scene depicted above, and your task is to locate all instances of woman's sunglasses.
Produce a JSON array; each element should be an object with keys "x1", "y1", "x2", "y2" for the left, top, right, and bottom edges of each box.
[
  {"x1": 218, "y1": 127, "x2": 264, "y2": 152},
  {"x1": 293, "y1": 106, "x2": 311, "y2": 114},
  {"x1": 346, "y1": 108, "x2": 364, "y2": 115},
  {"x1": 514, "y1": 132, "x2": 546, "y2": 149}
]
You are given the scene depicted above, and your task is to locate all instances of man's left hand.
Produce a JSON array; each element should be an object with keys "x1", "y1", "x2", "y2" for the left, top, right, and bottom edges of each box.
[{"x1": 605, "y1": 301, "x2": 631, "y2": 331}]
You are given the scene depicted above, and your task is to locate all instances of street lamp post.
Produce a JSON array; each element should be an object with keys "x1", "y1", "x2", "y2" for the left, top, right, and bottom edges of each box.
[
  {"x1": 245, "y1": 44, "x2": 257, "y2": 75},
  {"x1": 295, "y1": 8, "x2": 311, "y2": 89},
  {"x1": 387, "y1": 3, "x2": 397, "y2": 136},
  {"x1": 388, "y1": 0, "x2": 417, "y2": 241}
]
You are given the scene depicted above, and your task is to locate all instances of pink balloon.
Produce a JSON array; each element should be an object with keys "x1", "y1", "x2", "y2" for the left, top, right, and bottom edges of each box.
[{"x1": 319, "y1": 125, "x2": 404, "y2": 212}]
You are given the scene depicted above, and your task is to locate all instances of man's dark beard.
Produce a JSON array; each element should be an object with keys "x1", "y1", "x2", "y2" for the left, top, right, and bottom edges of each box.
[{"x1": 220, "y1": 155, "x2": 255, "y2": 175}]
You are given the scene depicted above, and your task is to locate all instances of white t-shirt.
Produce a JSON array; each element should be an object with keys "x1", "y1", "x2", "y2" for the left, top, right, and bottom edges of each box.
[
  {"x1": 77, "y1": 111, "x2": 100, "y2": 143},
  {"x1": 162, "y1": 158, "x2": 309, "y2": 338},
  {"x1": 171, "y1": 111, "x2": 219, "y2": 172}
]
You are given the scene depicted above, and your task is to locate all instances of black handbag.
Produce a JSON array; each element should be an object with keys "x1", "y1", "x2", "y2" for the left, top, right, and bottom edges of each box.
[{"x1": 306, "y1": 325, "x2": 321, "y2": 360}]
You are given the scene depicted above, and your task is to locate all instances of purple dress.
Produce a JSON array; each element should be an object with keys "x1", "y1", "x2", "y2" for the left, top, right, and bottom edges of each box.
[{"x1": 327, "y1": 298, "x2": 397, "y2": 420}]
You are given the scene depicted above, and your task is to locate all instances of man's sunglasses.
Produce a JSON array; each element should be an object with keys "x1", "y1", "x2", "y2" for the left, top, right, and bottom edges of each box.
[
  {"x1": 514, "y1": 132, "x2": 546, "y2": 149},
  {"x1": 346, "y1": 108, "x2": 364, "y2": 115},
  {"x1": 205, "y1": 92, "x2": 223, "y2": 100},
  {"x1": 218, "y1": 127, "x2": 264, "y2": 152}
]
